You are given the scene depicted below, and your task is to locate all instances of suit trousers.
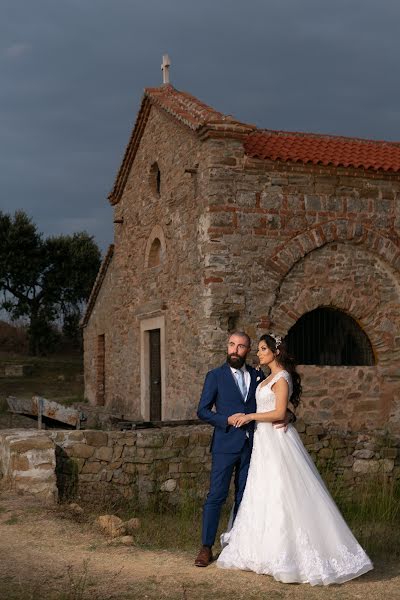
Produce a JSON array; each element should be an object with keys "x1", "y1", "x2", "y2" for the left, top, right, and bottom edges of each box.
[{"x1": 201, "y1": 439, "x2": 252, "y2": 547}]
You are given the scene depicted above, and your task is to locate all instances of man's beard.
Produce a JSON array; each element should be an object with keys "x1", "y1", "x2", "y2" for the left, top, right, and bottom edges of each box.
[{"x1": 227, "y1": 353, "x2": 246, "y2": 369}]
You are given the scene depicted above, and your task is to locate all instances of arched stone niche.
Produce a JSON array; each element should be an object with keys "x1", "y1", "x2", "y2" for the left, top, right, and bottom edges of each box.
[
  {"x1": 268, "y1": 235, "x2": 400, "y2": 433},
  {"x1": 144, "y1": 225, "x2": 166, "y2": 269}
]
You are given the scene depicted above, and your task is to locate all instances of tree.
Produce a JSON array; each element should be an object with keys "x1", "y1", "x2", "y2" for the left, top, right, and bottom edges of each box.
[{"x1": 0, "y1": 210, "x2": 101, "y2": 355}]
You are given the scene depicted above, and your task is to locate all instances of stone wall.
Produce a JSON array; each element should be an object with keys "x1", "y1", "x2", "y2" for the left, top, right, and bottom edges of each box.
[
  {"x1": 83, "y1": 105, "x2": 211, "y2": 420},
  {"x1": 0, "y1": 364, "x2": 33, "y2": 377},
  {"x1": 82, "y1": 97, "x2": 400, "y2": 434},
  {"x1": 51, "y1": 425, "x2": 400, "y2": 505},
  {"x1": 50, "y1": 426, "x2": 212, "y2": 505},
  {"x1": 1, "y1": 426, "x2": 399, "y2": 506},
  {"x1": 298, "y1": 365, "x2": 392, "y2": 431},
  {"x1": 201, "y1": 153, "x2": 400, "y2": 433},
  {"x1": 0, "y1": 430, "x2": 57, "y2": 503}
]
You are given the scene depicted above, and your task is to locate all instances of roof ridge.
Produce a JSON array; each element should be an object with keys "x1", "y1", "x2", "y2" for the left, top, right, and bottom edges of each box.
[{"x1": 144, "y1": 84, "x2": 252, "y2": 131}]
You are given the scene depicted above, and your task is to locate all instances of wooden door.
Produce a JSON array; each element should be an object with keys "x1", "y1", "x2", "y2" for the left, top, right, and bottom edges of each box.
[{"x1": 149, "y1": 329, "x2": 161, "y2": 421}]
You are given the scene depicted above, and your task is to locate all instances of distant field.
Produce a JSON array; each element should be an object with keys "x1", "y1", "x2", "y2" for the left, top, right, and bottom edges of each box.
[{"x1": 0, "y1": 352, "x2": 84, "y2": 428}]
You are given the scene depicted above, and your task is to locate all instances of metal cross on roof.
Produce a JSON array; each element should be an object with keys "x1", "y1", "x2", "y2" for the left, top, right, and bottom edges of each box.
[{"x1": 161, "y1": 54, "x2": 171, "y2": 84}]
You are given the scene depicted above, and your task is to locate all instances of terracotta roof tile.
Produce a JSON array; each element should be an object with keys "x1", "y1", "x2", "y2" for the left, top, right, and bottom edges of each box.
[
  {"x1": 145, "y1": 85, "x2": 240, "y2": 130},
  {"x1": 109, "y1": 86, "x2": 400, "y2": 205},
  {"x1": 244, "y1": 130, "x2": 400, "y2": 173}
]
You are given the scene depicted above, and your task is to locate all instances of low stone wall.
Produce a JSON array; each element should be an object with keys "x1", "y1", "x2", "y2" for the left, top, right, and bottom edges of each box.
[
  {"x1": 0, "y1": 430, "x2": 57, "y2": 503},
  {"x1": 295, "y1": 421, "x2": 400, "y2": 486},
  {"x1": 49, "y1": 423, "x2": 400, "y2": 504},
  {"x1": 50, "y1": 426, "x2": 212, "y2": 505},
  {"x1": 1, "y1": 424, "x2": 399, "y2": 506},
  {"x1": 0, "y1": 363, "x2": 33, "y2": 377}
]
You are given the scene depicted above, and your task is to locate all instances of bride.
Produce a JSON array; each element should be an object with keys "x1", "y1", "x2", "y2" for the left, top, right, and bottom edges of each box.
[{"x1": 217, "y1": 333, "x2": 373, "y2": 586}]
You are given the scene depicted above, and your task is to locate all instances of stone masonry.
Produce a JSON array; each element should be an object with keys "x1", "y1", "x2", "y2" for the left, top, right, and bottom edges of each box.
[
  {"x1": 82, "y1": 84, "x2": 400, "y2": 437},
  {"x1": 1, "y1": 426, "x2": 399, "y2": 506},
  {"x1": 0, "y1": 430, "x2": 57, "y2": 503}
]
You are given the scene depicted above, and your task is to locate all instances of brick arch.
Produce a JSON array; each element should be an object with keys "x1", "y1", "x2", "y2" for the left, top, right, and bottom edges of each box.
[
  {"x1": 144, "y1": 225, "x2": 166, "y2": 268},
  {"x1": 272, "y1": 292, "x2": 382, "y2": 362},
  {"x1": 267, "y1": 220, "x2": 400, "y2": 282},
  {"x1": 269, "y1": 241, "x2": 400, "y2": 367}
]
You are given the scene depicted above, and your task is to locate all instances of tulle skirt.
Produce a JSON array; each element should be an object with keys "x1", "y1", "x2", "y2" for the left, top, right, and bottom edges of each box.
[{"x1": 217, "y1": 423, "x2": 373, "y2": 585}]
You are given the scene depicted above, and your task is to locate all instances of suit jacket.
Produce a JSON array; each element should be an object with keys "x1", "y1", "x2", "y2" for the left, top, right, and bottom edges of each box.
[{"x1": 197, "y1": 362, "x2": 266, "y2": 453}]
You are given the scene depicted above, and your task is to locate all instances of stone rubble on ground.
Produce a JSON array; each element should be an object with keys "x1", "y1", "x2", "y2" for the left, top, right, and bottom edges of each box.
[{"x1": 96, "y1": 514, "x2": 126, "y2": 538}]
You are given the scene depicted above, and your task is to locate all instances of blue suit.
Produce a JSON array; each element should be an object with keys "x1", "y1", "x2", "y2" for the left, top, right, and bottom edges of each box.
[{"x1": 197, "y1": 362, "x2": 265, "y2": 547}]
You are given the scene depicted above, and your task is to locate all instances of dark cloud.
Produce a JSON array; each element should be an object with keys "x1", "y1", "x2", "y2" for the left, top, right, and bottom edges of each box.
[{"x1": 1, "y1": 0, "x2": 399, "y2": 251}]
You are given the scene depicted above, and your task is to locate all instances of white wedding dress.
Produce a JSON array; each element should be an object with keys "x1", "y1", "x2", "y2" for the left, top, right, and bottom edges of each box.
[{"x1": 217, "y1": 370, "x2": 373, "y2": 586}]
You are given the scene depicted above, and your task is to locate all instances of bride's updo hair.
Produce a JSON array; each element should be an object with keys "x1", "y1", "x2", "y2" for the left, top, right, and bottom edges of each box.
[{"x1": 259, "y1": 334, "x2": 302, "y2": 410}]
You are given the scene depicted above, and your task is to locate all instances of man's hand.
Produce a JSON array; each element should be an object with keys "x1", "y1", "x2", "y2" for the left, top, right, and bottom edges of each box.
[
  {"x1": 272, "y1": 419, "x2": 288, "y2": 431},
  {"x1": 227, "y1": 413, "x2": 245, "y2": 426},
  {"x1": 272, "y1": 409, "x2": 293, "y2": 432}
]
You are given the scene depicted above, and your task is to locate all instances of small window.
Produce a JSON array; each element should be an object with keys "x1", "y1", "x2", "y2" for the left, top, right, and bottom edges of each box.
[
  {"x1": 150, "y1": 162, "x2": 161, "y2": 197},
  {"x1": 286, "y1": 307, "x2": 375, "y2": 366},
  {"x1": 148, "y1": 238, "x2": 161, "y2": 268}
]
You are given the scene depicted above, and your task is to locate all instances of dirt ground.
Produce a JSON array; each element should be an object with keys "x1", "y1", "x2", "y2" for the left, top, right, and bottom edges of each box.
[{"x1": 0, "y1": 492, "x2": 399, "y2": 600}]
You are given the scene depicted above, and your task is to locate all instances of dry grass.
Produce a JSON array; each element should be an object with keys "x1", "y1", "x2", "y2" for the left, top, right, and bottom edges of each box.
[{"x1": 0, "y1": 493, "x2": 399, "y2": 600}]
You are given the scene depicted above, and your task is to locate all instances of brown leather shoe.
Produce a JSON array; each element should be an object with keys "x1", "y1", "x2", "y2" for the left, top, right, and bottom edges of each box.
[{"x1": 194, "y1": 545, "x2": 213, "y2": 567}]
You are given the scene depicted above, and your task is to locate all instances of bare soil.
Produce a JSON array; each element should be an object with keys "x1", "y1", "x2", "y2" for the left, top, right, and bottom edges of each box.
[{"x1": 0, "y1": 492, "x2": 399, "y2": 600}]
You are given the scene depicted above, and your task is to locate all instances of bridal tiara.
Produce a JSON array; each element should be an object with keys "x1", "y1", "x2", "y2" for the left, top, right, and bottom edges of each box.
[{"x1": 269, "y1": 332, "x2": 282, "y2": 348}]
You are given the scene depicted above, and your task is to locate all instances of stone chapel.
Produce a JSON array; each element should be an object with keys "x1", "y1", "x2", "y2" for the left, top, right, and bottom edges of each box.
[{"x1": 82, "y1": 83, "x2": 400, "y2": 435}]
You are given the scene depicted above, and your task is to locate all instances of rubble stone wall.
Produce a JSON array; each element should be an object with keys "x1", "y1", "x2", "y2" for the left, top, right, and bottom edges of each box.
[
  {"x1": 1, "y1": 426, "x2": 399, "y2": 506},
  {"x1": 0, "y1": 430, "x2": 57, "y2": 502},
  {"x1": 83, "y1": 106, "x2": 211, "y2": 420}
]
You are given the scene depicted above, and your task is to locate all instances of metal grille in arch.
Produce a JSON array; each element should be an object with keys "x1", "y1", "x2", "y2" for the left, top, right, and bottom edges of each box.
[{"x1": 286, "y1": 307, "x2": 375, "y2": 366}]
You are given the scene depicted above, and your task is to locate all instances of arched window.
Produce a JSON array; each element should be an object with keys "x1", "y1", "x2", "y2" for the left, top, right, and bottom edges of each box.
[
  {"x1": 149, "y1": 162, "x2": 161, "y2": 197},
  {"x1": 147, "y1": 238, "x2": 161, "y2": 268},
  {"x1": 286, "y1": 307, "x2": 375, "y2": 366}
]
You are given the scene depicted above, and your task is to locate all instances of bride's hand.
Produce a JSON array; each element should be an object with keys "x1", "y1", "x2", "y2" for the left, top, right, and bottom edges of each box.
[
  {"x1": 234, "y1": 414, "x2": 253, "y2": 427},
  {"x1": 227, "y1": 413, "x2": 245, "y2": 426}
]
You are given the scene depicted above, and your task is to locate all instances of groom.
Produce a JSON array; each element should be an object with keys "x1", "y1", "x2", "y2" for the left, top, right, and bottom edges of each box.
[{"x1": 194, "y1": 331, "x2": 270, "y2": 567}]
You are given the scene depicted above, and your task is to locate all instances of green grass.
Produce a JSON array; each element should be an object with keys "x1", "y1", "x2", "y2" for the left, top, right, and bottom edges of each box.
[
  {"x1": 94, "y1": 474, "x2": 400, "y2": 561},
  {"x1": 4, "y1": 516, "x2": 19, "y2": 525},
  {"x1": 334, "y1": 477, "x2": 400, "y2": 558}
]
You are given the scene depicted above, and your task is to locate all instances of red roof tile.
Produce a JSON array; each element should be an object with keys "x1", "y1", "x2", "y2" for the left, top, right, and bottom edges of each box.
[
  {"x1": 109, "y1": 86, "x2": 400, "y2": 205},
  {"x1": 145, "y1": 85, "x2": 226, "y2": 130},
  {"x1": 244, "y1": 130, "x2": 400, "y2": 173},
  {"x1": 145, "y1": 85, "x2": 255, "y2": 138}
]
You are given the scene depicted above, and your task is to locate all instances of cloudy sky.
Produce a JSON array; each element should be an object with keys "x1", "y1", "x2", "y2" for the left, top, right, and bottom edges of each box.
[{"x1": 1, "y1": 0, "x2": 399, "y2": 252}]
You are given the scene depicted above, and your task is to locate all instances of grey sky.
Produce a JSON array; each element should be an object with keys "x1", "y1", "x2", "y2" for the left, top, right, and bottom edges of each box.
[{"x1": 1, "y1": 0, "x2": 399, "y2": 252}]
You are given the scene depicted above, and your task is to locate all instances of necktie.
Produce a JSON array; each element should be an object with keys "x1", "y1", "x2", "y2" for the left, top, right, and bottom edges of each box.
[{"x1": 237, "y1": 369, "x2": 247, "y2": 401}]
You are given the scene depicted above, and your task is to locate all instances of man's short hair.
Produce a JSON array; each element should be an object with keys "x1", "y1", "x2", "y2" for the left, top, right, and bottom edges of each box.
[{"x1": 228, "y1": 331, "x2": 251, "y2": 347}]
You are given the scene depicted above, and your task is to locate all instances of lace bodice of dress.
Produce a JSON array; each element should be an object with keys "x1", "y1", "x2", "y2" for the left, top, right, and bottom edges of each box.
[{"x1": 255, "y1": 370, "x2": 293, "y2": 413}]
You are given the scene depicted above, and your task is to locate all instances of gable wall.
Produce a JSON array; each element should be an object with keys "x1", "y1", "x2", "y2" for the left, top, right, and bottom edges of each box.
[{"x1": 84, "y1": 106, "x2": 216, "y2": 419}]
